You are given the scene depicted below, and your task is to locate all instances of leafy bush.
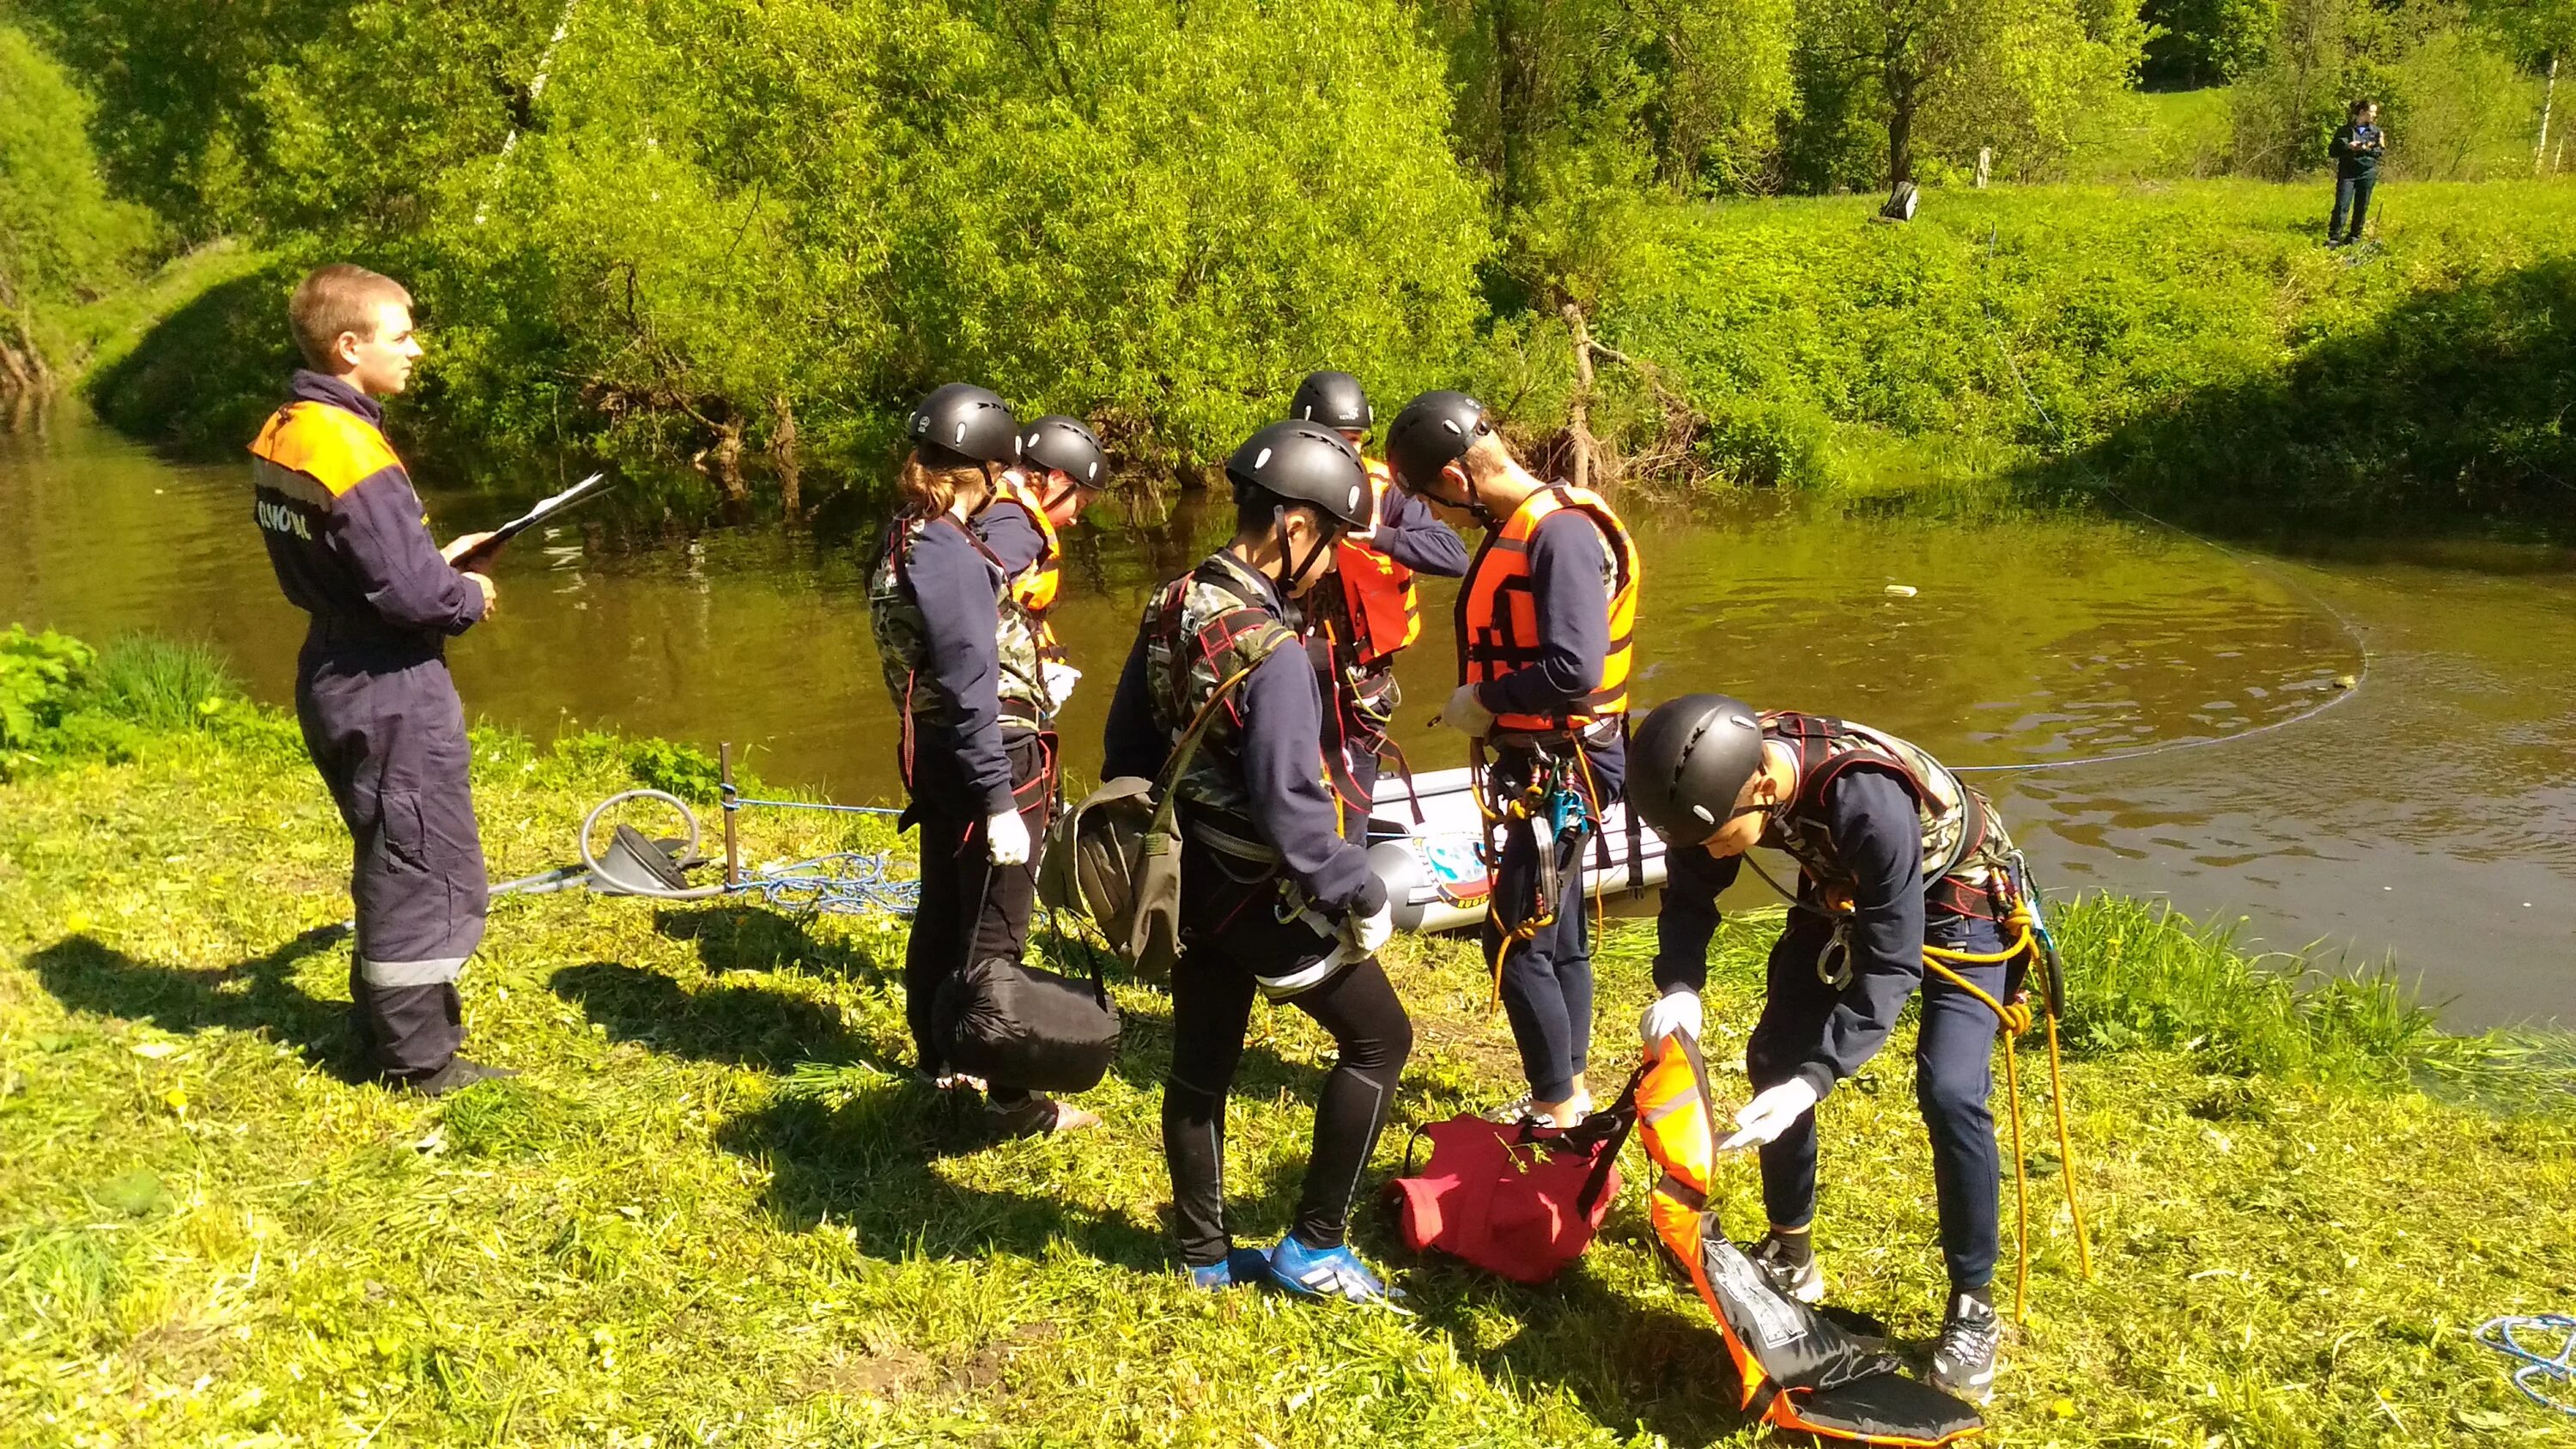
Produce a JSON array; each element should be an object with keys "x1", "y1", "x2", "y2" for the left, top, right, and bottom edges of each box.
[
  {"x1": 27, "y1": 0, "x2": 1492, "y2": 486},
  {"x1": 0, "y1": 627, "x2": 94, "y2": 752}
]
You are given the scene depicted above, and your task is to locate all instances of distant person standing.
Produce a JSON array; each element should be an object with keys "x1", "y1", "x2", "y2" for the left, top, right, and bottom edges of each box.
[
  {"x1": 249, "y1": 265, "x2": 509, "y2": 1096},
  {"x1": 2328, "y1": 99, "x2": 2385, "y2": 247}
]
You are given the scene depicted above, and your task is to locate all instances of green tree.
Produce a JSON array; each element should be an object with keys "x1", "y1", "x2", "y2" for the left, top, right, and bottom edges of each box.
[
  {"x1": 1795, "y1": 0, "x2": 2147, "y2": 187},
  {"x1": 2142, "y1": 0, "x2": 2281, "y2": 88},
  {"x1": 0, "y1": 21, "x2": 155, "y2": 394}
]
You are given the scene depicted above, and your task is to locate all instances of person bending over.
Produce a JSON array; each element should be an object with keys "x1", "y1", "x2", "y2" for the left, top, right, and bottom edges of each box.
[
  {"x1": 1626, "y1": 694, "x2": 2033, "y2": 1403},
  {"x1": 1103, "y1": 421, "x2": 1410, "y2": 1302},
  {"x1": 977, "y1": 413, "x2": 1109, "y2": 709},
  {"x1": 1286, "y1": 370, "x2": 1467, "y2": 828}
]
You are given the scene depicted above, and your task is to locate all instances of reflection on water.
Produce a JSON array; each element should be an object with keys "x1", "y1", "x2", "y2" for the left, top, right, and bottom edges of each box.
[{"x1": 3, "y1": 415, "x2": 2568, "y2": 1026}]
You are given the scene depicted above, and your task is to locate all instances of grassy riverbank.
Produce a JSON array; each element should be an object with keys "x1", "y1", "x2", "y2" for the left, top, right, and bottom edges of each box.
[
  {"x1": 2, "y1": 637, "x2": 2571, "y2": 1446},
  {"x1": 1577, "y1": 180, "x2": 2576, "y2": 533}
]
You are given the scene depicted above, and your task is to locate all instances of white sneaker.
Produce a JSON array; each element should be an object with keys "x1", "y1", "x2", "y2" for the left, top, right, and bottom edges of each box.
[{"x1": 1483, "y1": 1089, "x2": 1593, "y2": 1129}]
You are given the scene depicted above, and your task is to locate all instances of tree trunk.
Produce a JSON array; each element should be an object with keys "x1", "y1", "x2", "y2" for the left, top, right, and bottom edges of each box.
[
  {"x1": 769, "y1": 393, "x2": 802, "y2": 521},
  {"x1": 1886, "y1": 76, "x2": 1917, "y2": 186},
  {"x1": 1561, "y1": 302, "x2": 1599, "y2": 492},
  {"x1": 711, "y1": 417, "x2": 748, "y2": 502},
  {"x1": 2541, "y1": 53, "x2": 2560, "y2": 178}
]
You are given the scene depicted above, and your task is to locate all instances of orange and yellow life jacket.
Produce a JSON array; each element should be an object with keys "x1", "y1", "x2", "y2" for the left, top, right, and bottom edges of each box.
[
  {"x1": 1335, "y1": 458, "x2": 1419, "y2": 665},
  {"x1": 986, "y1": 474, "x2": 1068, "y2": 665},
  {"x1": 1632, "y1": 1032, "x2": 1985, "y2": 1445},
  {"x1": 989, "y1": 473, "x2": 1064, "y2": 615},
  {"x1": 1455, "y1": 484, "x2": 1640, "y2": 739}
]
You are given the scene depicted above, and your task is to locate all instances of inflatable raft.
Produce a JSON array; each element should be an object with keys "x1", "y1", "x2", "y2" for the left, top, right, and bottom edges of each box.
[{"x1": 1362, "y1": 765, "x2": 1672, "y2": 933}]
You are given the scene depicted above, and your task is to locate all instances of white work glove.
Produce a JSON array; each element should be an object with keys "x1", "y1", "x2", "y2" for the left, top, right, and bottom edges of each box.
[
  {"x1": 985, "y1": 807, "x2": 1031, "y2": 867},
  {"x1": 1437, "y1": 682, "x2": 1496, "y2": 738},
  {"x1": 1639, "y1": 989, "x2": 1704, "y2": 1046},
  {"x1": 1340, "y1": 899, "x2": 1394, "y2": 958},
  {"x1": 1042, "y1": 660, "x2": 1082, "y2": 704},
  {"x1": 1721, "y1": 1078, "x2": 1820, "y2": 1152}
]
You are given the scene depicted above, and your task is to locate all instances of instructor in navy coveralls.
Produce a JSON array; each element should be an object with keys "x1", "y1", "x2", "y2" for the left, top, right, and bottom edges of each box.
[{"x1": 248, "y1": 264, "x2": 511, "y2": 1097}]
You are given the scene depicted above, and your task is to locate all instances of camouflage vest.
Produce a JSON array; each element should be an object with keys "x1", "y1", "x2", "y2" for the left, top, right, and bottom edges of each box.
[
  {"x1": 1142, "y1": 551, "x2": 1302, "y2": 826},
  {"x1": 1760, "y1": 711, "x2": 2014, "y2": 920},
  {"x1": 867, "y1": 512, "x2": 1054, "y2": 727}
]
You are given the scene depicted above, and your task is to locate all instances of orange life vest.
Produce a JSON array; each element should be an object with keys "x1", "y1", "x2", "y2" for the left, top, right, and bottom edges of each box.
[
  {"x1": 1455, "y1": 484, "x2": 1640, "y2": 739},
  {"x1": 1335, "y1": 458, "x2": 1419, "y2": 665},
  {"x1": 989, "y1": 473, "x2": 1063, "y2": 615},
  {"x1": 987, "y1": 473, "x2": 1069, "y2": 665}
]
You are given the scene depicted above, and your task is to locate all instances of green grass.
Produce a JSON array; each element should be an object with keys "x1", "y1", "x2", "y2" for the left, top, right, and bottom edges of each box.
[
  {"x1": 1575, "y1": 177, "x2": 2576, "y2": 534},
  {"x1": 1, "y1": 696, "x2": 2572, "y2": 1446}
]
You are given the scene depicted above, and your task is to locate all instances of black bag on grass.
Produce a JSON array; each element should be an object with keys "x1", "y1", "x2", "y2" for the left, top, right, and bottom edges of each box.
[{"x1": 932, "y1": 954, "x2": 1121, "y2": 1093}]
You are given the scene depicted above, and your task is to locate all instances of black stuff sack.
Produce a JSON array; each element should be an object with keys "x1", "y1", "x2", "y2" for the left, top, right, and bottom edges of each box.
[{"x1": 933, "y1": 955, "x2": 1121, "y2": 1093}]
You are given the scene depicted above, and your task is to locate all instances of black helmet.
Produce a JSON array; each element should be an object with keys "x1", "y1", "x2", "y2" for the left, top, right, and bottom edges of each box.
[
  {"x1": 1291, "y1": 370, "x2": 1371, "y2": 432},
  {"x1": 1225, "y1": 420, "x2": 1370, "y2": 528},
  {"x1": 1020, "y1": 415, "x2": 1107, "y2": 489},
  {"x1": 1629, "y1": 695, "x2": 1769, "y2": 844},
  {"x1": 1385, "y1": 389, "x2": 1492, "y2": 495},
  {"x1": 907, "y1": 383, "x2": 1018, "y2": 465}
]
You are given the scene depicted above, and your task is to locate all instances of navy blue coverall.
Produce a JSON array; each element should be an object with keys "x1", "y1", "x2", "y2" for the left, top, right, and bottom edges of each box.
[
  {"x1": 1473, "y1": 507, "x2": 1627, "y2": 1106},
  {"x1": 884, "y1": 512, "x2": 1052, "y2": 1105},
  {"x1": 249, "y1": 370, "x2": 489, "y2": 1083},
  {"x1": 1654, "y1": 768, "x2": 2008, "y2": 1293},
  {"x1": 1104, "y1": 557, "x2": 1411, "y2": 1269}
]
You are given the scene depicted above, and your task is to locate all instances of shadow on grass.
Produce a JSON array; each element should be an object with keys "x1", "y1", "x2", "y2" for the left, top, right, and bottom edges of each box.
[
  {"x1": 714, "y1": 1087, "x2": 1172, "y2": 1269},
  {"x1": 547, "y1": 960, "x2": 896, "y2": 1074},
  {"x1": 652, "y1": 902, "x2": 892, "y2": 983},
  {"x1": 26, "y1": 927, "x2": 367, "y2": 1079},
  {"x1": 2028, "y1": 254, "x2": 2576, "y2": 541}
]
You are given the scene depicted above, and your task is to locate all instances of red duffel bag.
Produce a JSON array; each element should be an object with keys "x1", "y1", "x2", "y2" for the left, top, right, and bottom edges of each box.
[{"x1": 1385, "y1": 1076, "x2": 1639, "y2": 1285}]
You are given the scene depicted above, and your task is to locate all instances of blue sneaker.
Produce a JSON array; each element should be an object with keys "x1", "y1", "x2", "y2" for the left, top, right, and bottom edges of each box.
[
  {"x1": 1186, "y1": 1246, "x2": 1273, "y2": 1291},
  {"x1": 1264, "y1": 1235, "x2": 1402, "y2": 1306}
]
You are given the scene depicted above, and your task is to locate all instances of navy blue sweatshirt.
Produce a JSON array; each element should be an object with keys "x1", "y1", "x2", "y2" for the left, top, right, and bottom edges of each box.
[
  {"x1": 1370, "y1": 485, "x2": 1468, "y2": 578},
  {"x1": 901, "y1": 514, "x2": 1018, "y2": 817},
  {"x1": 1473, "y1": 504, "x2": 1626, "y2": 795},
  {"x1": 1653, "y1": 765, "x2": 1927, "y2": 1100},
  {"x1": 975, "y1": 497, "x2": 1047, "y2": 575},
  {"x1": 252, "y1": 370, "x2": 487, "y2": 660},
  {"x1": 1103, "y1": 557, "x2": 1388, "y2": 920}
]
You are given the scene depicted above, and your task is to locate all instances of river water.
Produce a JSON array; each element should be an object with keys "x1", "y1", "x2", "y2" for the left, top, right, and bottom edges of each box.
[{"x1": 4, "y1": 416, "x2": 2569, "y2": 1027}]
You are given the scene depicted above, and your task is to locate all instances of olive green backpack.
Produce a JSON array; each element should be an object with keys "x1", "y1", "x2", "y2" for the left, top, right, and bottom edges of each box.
[{"x1": 1036, "y1": 654, "x2": 1274, "y2": 983}]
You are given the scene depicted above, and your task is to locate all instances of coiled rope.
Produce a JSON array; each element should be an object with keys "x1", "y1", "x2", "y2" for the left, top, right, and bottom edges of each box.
[
  {"x1": 2477, "y1": 1314, "x2": 2576, "y2": 1417},
  {"x1": 491, "y1": 788, "x2": 919, "y2": 917}
]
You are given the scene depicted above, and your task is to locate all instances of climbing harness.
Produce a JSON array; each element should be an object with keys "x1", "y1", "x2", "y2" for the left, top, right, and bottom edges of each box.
[
  {"x1": 487, "y1": 746, "x2": 921, "y2": 918},
  {"x1": 1474, "y1": 744, "x2": 1601, "y2": 1010},
  {"x1": 2477, "y1": 1314, "x2": 2576, "y2": 1417},
  {"x1": 1741, "y1": 849, "x2": 2093, "y2": 1323}
]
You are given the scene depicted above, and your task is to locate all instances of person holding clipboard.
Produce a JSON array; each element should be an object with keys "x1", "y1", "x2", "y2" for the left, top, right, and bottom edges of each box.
[{"x1": 248, "y1": 264, "x2": 513, "y2": 1097}]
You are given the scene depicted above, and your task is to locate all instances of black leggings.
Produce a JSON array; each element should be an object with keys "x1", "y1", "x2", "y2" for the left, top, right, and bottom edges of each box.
[
  {"x1": 905, "y1": 730, "x2": 1052, "y2": 1099},
  {"x1": 1163, "y1": 901, "x2": 1413, "y2": 1268}
]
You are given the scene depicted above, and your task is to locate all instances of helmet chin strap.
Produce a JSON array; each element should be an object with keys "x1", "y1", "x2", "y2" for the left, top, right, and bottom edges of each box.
[
  {"x1": 1420, "y1": 466, "x2": 1492, "y2": 525},
  {"x1": 964, "y1": 461, "x2": 999, "y2": 518},
  {"x1": 1267, "y1": 503, "x2": 1343, "y2": 630}
]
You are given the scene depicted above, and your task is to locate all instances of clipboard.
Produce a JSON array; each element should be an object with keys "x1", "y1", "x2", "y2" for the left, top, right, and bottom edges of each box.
[{"x1": 451, "y1": 472, "x2": 612, "y2": 567}]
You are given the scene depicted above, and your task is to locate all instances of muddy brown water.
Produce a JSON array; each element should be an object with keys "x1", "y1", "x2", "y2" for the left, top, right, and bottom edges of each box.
[{"x1": 4, "y1": 416, "x2": 2569, "y2": 1027}]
